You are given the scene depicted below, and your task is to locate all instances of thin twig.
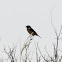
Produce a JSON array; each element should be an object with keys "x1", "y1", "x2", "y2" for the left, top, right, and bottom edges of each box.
[
  {"x1": 37, "y1": 43, "x2": 48, "y2": 62},
  {"x1": 45, "y1": 46, "x2": 54, "y2": 62}
]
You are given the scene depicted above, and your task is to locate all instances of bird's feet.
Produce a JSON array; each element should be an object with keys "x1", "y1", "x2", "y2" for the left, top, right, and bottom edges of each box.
[{"x1": 30, "y1": 35, "x2": 33, "y2": 40}]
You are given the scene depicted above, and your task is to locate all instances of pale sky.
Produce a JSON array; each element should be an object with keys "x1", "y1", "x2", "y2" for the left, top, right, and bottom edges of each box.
[{"x1": 0, "y1": 0, "x2": 62, "y2": 62}]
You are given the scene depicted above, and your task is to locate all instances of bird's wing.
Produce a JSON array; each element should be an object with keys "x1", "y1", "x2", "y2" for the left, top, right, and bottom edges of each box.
[
  {"x1": 30, "y1": 28, "x2": 41, "y2": 38},
  {"x1": 30, "y1": 28, "x2": 38, "y2": 35}
]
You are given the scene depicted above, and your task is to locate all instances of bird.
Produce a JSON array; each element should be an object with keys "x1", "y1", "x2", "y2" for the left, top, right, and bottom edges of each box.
[{"x1": 26, "y1": 25, "x2": 41, "y2": 38}]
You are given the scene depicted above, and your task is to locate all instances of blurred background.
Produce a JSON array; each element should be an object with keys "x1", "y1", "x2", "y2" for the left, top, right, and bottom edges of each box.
[{"x1": 0, "y1": 0, "x2": 62, "y2": 62}]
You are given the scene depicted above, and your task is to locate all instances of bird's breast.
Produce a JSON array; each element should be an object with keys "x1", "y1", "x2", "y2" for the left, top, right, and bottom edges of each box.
[{"x1": 27, "y1": 29, "x2": 32, "y2": 34}]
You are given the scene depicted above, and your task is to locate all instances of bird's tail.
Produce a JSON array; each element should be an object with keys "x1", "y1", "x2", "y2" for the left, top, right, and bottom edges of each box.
[
  {"x1": 38, "y1": 36, "x2": 41, "y2": 38},
  {"x1": 37, "y1": 35, "x2": 41, "y2": 38}
]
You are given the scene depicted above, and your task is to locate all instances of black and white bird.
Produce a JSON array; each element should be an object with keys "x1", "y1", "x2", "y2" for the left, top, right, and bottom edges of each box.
[{"x1": 26, "y1": 25, "x2": 41, "y2": 38}]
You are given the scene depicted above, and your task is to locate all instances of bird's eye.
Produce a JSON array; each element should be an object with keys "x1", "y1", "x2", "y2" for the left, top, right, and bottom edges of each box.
[{"x1": 28, "y1": 27, "x2": 31, "y2": 29}]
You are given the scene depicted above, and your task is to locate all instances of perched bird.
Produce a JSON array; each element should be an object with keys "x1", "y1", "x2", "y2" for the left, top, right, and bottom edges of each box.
[{"x1": 26, "y1": 25, "x2": 41, "y2": 38}]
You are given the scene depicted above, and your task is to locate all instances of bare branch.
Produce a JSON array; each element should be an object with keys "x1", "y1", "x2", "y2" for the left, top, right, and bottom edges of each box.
[
  {"x1": 49, "y1": 6, "x2": 58, "y2": 37},
  {"x1": 37, "y1": 43, "x2": 48, "y2": 62},
  {"x1": 45, "y1": 46, "x2": 54, "y2": 62},
  {"x1": 58, "y1": 25, "x2": 62, "y2": 37}
]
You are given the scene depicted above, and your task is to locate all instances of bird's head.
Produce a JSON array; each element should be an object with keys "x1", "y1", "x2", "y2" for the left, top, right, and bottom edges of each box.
[{"x1": 26, "y1": 25, "x2": 31, "y2": 29}]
